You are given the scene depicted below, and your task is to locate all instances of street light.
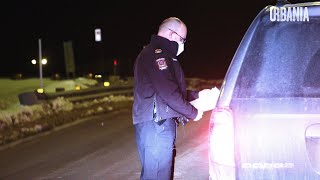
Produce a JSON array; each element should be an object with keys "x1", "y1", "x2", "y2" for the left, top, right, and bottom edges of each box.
[
  {"x1": 31, "y1": 58, "x2": 48, "y2": 65},
  {"x1": 31, "y1": 59, "x2": 37, "y2": 65},
  {"x1": 41, "y1": 58, "x2": 47, "y2": 65},
  {"x1": 32, "y1": 56, "x2": 48, "y2": 94}
]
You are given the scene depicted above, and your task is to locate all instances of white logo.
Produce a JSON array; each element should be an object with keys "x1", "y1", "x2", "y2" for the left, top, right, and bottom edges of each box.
[{"x1": 270, "y1": 7, "x2": 309, "y2": 22}]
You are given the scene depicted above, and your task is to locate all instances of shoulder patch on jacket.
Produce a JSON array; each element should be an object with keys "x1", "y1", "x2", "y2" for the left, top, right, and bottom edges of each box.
[
  {"x1": 156, "y1": 58, "x2": 168, "y2": 70},
  {"x1": 155, "y1": 49, "x2": 162, "y2": 54}
]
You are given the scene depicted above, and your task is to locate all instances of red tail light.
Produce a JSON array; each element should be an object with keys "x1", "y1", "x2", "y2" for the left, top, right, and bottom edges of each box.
[{"x1": 209, "y1": 107, "x2": 235, "y2": 179}]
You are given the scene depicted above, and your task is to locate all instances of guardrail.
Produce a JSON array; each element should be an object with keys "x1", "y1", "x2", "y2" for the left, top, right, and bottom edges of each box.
[
  {"x1": 46, "y1": 85, "x2": 133, "y2": 100},
  {"x1": 18, "y1": 78, "x2": 223, "y2": 105},
  {"x1": 45, "y1": 85, "x2": 133, "y2": 102},
  {"x1": 19, "y1": 85, "x2": 134, "y2": 105},
  {"x1": 64, "y1": 88, "x2": 133, "y2": 102}
]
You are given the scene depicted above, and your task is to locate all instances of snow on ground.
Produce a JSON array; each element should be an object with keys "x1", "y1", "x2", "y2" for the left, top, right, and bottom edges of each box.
[
  {"x1": 0, "y1": 94, "x2": 134, "y2": 146},
  {"x1": 0, "y1": 78, "x2": 98, "y2": 112}
]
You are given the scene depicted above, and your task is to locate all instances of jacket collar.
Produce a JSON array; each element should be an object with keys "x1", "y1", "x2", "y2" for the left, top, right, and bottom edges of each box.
[{"x1": 150, "y1": 35, "x2": 178, "y2": 57}]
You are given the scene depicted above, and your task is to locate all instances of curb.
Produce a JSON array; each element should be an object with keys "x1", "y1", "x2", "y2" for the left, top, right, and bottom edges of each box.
[{"x1": 0, "y1": 109, "x2": 129, "y2": 152}]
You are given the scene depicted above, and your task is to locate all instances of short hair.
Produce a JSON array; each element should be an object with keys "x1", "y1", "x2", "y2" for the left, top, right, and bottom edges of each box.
[{"x1": 158, "y1": 17, "x2": 184, "y2": 33}]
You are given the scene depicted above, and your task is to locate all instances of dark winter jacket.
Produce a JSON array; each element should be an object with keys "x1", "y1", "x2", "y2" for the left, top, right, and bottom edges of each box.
[{"x1": 132, "y1": 35, "x2": 198, "y2": 124}]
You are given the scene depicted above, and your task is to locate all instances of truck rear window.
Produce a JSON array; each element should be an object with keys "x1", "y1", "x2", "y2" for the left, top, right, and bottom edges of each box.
[{"x1": 234, "y1": 16, "x2": 320, "y2": 98}]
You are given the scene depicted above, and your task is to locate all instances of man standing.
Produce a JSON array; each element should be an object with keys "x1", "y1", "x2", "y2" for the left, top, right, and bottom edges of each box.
[{"x1": 133, "y1": 17, "x2": 203, "y2": 180}]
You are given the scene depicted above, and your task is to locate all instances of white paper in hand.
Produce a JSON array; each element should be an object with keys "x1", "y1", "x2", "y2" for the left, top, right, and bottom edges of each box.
[{"x1": 190, "y1": 87, "x2": 220, "y2": 112}]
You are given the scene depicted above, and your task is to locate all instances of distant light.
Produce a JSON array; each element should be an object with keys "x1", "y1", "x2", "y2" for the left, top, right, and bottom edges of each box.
[
  {"x1": 37, "y1": 88, "x2": 44, "y2": 94},
  {"x1": 75, "y1": 85, "x2": 81, "y2": 90},
  {"x1": 95, "y1": 28, "x2": 102, "y2": 42},
  {"x1": 95, "y1": 74, "x2": 102, "y2": 78},
  {"x1": 31, "y1": 59, "x2": 37, "y2": 65},
  {"x1": 113, "y1": 59, "x2": 118, "y2": 66},
  {"x1": 53, "y1": 73, "x2": 60, "y2": 79},
  {"x1": 104, "y1": 81, "x2": 110, "y2": 87},
  {"x1": 42, "y1": 58, "x2": 47, "y2": 65}
]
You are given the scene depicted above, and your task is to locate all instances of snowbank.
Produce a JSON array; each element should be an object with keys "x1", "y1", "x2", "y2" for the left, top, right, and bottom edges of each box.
[{"x1": 0, "y1": 95, "x2": 133, "y2": 146}]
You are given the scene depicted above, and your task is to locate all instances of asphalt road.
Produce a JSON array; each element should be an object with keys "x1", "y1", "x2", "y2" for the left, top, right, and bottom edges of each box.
[{"x1": 0, "y1": 108, "x2": 210, "y2": 180}]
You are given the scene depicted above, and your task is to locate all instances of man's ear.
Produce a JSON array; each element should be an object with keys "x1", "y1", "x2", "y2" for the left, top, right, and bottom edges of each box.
[{"x1": 168, "y1": 31, "x2": 174, "y2": 41}]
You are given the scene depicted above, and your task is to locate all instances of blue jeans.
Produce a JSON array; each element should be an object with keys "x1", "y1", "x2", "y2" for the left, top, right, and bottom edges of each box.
[{"x1": 134, "y1": 119, "x2": 177, "y2": 180}]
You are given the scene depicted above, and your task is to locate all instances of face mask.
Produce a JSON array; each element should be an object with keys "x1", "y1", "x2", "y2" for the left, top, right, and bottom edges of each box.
[{"x1": 176, "y1": 41, "x2": 184, "y2": 56}]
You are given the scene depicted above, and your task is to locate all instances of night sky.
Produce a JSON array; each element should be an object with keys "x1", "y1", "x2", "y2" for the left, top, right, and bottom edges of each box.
[{"x1": 2, "y1": 0, "x2": 314, "y2": 79}]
